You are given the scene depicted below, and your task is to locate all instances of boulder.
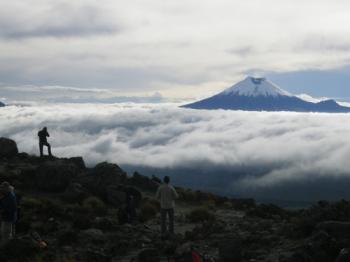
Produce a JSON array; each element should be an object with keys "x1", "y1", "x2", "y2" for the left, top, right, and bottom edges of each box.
[
  {"x1": 0, "y1": 137, "x2": 18, "y2": 158},
  {"x1": 93, "y1": 217, "x2": 116, "y2": 231},
  {"x1": 81, "y1": 162, "x2": 127, "y2": 197},
  {"x1": 36, "y1": 160, "x2": 79, "y2": 192},
  {"x1": 68, "y1": 157, "x2": 86, "y2": 170},
  {"x1": 79, "y1": 228, "x2": 106, "y2": 244},
  {"x1": 219, "y1": 236, "x2": 242, "y2": 262},
  {"x1": 106, "y1": 185, "x2": 127, "y2": 207}
]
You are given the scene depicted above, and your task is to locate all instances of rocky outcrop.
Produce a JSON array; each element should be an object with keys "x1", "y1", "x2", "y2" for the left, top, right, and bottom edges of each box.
[
  {"x1": 0, "y1": 137, "x2": 18, "y2": 158},
  {"x1": 219, "y1": 236, "x2": 242, "y2": 262},
  {"x1": 137, "y1": 248, "x2": 160, "y2": 262},
  {"x1": 80, "y1": 162, "x2": 127, "y2": 198},
  {"x1": 129, "y1": 171, "x2": 159, "y2": 191},
  {"x1": 4, "y1": 138, "x2": 350, "y2": 262},
  {"x1": 0, "y1": 101, "x2": 4, "y2": 107},
  {"x1": 36, "y1": 160, "x2": 80, "y2": 192}
]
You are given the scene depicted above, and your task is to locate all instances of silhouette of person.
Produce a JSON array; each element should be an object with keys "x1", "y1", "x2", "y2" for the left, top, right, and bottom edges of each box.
[
  {"x1": 38, "y1": 127, "x2": 52, "y2": 157},
  {"x1": 156, "y1": 176, "x2": 178, "y2": 238},
  {"x1": 0, "y1": 182, "x2": 17, "y2": 243}
]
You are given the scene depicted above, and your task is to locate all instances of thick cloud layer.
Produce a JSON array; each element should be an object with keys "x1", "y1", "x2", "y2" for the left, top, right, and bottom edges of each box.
[{"x1": 1, "y1": 103, "x2": 350, "y2": 203}]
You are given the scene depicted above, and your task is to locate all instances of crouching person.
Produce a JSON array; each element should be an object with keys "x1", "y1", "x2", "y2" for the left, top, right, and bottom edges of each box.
[{"x1": 0, "y1": 182, "x2": 17, "y2": 244}]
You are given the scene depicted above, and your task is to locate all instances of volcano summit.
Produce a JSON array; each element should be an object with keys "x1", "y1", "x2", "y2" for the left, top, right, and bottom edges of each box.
[{"x1": 183, "y1": 76, "x2": 350, "y2": 113}]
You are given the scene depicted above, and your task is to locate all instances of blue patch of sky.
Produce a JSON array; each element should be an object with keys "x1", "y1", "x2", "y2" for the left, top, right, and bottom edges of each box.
[{"x1": 266, "y1": 66, "x2": 350, "y2": 101}]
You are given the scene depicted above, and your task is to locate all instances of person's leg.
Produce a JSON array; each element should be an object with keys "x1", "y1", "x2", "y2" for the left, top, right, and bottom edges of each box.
[
  {"x1": 47, "y1": 143, "x2": 52, "y2": 156},
  {"x1": 1, "y1": 222, "x2": 13, "y2": 243},
  {"x1": 161, "y1": 209, "x2": 167, "y2": 235},
  {"x1": 168, "y1": 208, "x2": 174, "y2": 234},
  {"x1": 12, "y1": 223, "x2": 16, "y2": 239},
  {"x1": 39, "y1": 142, "x2": 43, "y2": 157}
]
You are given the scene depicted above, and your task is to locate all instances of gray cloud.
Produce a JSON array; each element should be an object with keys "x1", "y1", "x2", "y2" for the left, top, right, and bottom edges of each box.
[
  {"x1": 0, "y1": 1, "x2": 119, "y2": 39},
  {"x1": 2, "y1": 0, "x2": 350, "y2": 97},
  {"x1": 1, "y1": 103, "x2": 350, "y2": 203},
  {"x1": 0, "y1": 85, "x2": 169, "y2": 104}
]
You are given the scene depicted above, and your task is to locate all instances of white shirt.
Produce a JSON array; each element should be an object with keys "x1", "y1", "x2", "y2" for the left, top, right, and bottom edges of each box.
[{"x1": 156, "y1": 184, "x2": 179, "y2": 209}]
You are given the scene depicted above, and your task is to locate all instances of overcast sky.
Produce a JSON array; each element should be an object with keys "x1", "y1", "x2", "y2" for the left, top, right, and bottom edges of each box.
[{"x1": 1, "y1": 0, "x2": 350, "y2": 101}]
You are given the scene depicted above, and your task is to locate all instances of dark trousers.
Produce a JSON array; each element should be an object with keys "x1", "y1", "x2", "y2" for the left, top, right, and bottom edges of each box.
[
  {"x1": 161, "y1": 208, "x2": 174, "y2": 235},
  {"x1": 39, "y1": 142, "x2": 52, "y2": 157},
  {"x1": 126, "y1": 200, "x2": 136, "y2": 223}
]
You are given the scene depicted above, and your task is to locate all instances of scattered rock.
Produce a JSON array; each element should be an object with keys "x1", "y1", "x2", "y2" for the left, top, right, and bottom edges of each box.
[
  {"x1": 336, "y1": 248, "x2": 350, "y2": 262},
  {"x1": 62, "y1": 182, "x2": 88, "y2": 202},
  {"x1": 0, "y1": 237, "x2": 39, "y2": 262},
  {"x1": 317, "y1": 221, "x2": 350, "y2": 239},
  {"x1": 137, "y1": 248, "x2": 160, "y2": 262},
  {"x1": 175, "y1": 242, "x2": 192, "y2": 257},
  {"x1": 79, "y1": 228, "x2": 106, "y2": 244},
  {"x1": 219, "y1": 236, "x2": 242, "y2": 262}
]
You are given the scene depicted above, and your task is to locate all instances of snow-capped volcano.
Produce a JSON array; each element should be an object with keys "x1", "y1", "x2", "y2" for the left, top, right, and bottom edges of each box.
[
  {"x1": 222, "y1": 76, "x2": 290, "y2": 97},
  {"x1": 183, "y1": 76, "x2": 350, "y2": 112}
]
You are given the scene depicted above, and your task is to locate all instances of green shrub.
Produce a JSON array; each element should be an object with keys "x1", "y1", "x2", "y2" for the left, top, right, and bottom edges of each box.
[
  {"x1": 82, "y1": 196, "x2": 107, "y2": 216},
  {"x1": 202, "y1": 200, "x2": 216, "y2": 210},
  {"x1": 186, "y1": 207, "x2": 215, "y2": 223},
  {"x1": 21, "y1": 197, "x2": 44, "y2": 210},
  {"x1": 178, "y1": 189, "x2": 197, "y2": 202},
  {"x1": 41, "y1": 199, "x2": 65, "y2": 217}
]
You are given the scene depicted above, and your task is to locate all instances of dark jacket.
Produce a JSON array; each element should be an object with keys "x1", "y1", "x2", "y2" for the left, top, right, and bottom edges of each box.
[
  {"x1": 0, "y1": 192, "x2": 17, "y2": 223},
  {"x1": 38, "y1": 129, "x2": 49, "y2": 143}
]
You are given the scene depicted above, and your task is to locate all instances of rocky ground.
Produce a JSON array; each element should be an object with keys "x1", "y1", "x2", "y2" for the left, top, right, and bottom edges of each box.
[{"x1": 1, "y1": 137, "x2": 350, "y2": 262}]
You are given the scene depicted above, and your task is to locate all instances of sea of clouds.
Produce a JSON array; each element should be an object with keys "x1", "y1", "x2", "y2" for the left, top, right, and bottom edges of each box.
[{"x1": 1, "y1": 103, "x2": 350, "y2": 204}]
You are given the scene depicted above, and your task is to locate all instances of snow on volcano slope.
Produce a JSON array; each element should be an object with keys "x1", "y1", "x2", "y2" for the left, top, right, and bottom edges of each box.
[
  {"x1": 222, "y1": 76, "x2": 291, "y2": 97},
  {"x1": 183, "y1": 76, "x2": 350, "y2": 112}
]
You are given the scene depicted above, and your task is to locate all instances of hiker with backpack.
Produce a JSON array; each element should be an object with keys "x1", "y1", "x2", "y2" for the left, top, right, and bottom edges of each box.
[
  {"x1": 155, "y1": 176, "x2": 179, "y2": 238},
  {"x1": 0, "y1": 181, "x2": 17, "y2": 243}
]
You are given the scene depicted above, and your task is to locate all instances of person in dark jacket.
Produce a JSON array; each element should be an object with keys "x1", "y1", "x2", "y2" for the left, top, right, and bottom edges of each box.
[
  {"x1": 125, "y1": 186, "x2": 142, "y2": 223},
  {"x1": 0, "y1": 182, "x2": 17, "y2": 243},
  {"x1": 38, "y1": 127, "x2": 52, "y2": 157}
]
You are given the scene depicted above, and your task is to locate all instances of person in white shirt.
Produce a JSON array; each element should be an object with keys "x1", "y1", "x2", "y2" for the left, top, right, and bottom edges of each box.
[{"x1": 155, "y1": 176, "x2": 178, "y2": 237}]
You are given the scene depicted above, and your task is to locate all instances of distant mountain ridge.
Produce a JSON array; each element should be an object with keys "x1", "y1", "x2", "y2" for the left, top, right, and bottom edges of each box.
[{"x1": 183, "y1": 76, "x2": 350, "y2": 113}]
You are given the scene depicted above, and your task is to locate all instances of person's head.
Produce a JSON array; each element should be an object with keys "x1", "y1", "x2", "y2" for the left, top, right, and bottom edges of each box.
[
  {"x1": 0, "y1": 182, "x2": 11, "y2": 195},
  {"x1": 163, "y1": 176, "x2": 170, "y2": 184},
  {"x1": 43, "y1": 126, "x2": 47, "y2": 131}
]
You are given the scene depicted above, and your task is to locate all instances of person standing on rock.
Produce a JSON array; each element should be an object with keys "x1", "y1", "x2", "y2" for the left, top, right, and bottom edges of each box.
[
  {"x1": 156, "y1": 176, "x2": 178, "y2": 238},
  {"x1": 38, "y1": 127, "x2": 52, "y2": 157},
  {"x1": 0, "y1": 182, "x2": 17, "y2": 243}
]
